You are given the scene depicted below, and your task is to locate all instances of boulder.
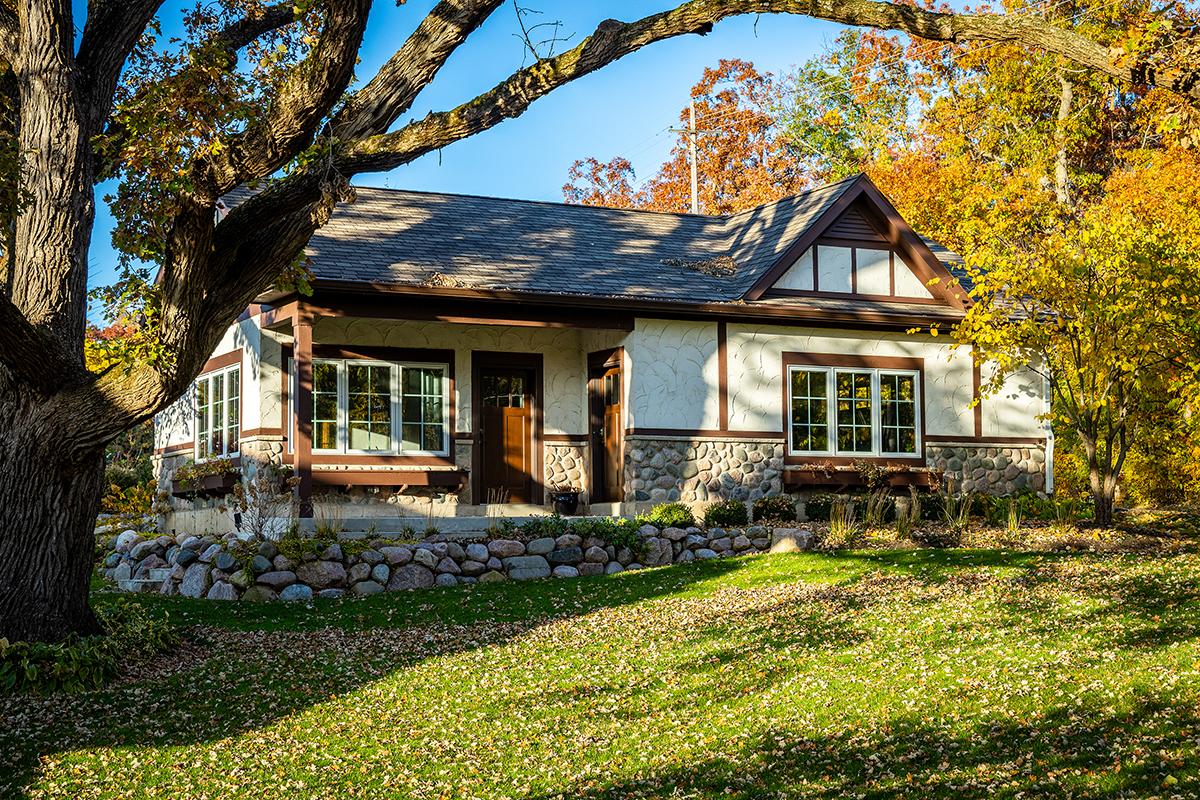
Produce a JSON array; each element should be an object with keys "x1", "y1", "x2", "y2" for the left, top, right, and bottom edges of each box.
[
  {"x1": 215, "y1": 552, "x2": 239, "y2": 571},
  {"x1": 380, "y1": 546, "x2": 413, "y2": 566},
  {"x1": 279, "y1": 584, "x2": 314, "y2": 602},
  {"x1": 605, "y1": 562, "x2": 625, "y2": 574},
  {"x1": 295, "y1": 560, "x2": 347, "y2": 590},
  {"x1": 583, "y1": 537, "x2": 606, "y2": 551},
  {"x1": 129, "y1": 540, "x2": 160, "y2": 561},
  {"x1": 180, "y1": 563, "x2": 211, "y2": 598},
  {"x1": 351, "y1": 580, "x2": 385, "y2": 596},
  {"x1": 229, "y1": 569, "x2": 253, "y2": 590},
  {"x1": 660, "y1": 527, "x2": 689, "y2": 542},
  {"x1": 584, "y1": 546, "x2": 608, "y2": 564},
  {"x1": 434, "y1": 573, "x2": 458, "y2": 587},
  {"x1": 115, "y1": 530, "x2": 145, "y2": 554},
  {"x1": 503, "y1": 555, "x2": 551, "y2": 580},
  {"x1": 179, "y1": 536, "x2": 202, "y2": 551},
  {"x1": 554, "y1": 533, "x2": 582, "y2": 550},
  {"x1": 445, "y1": 542, "x2": 465, "y2": 561},
  {"x1": 769, "y1": 537, "x2": 806, "y2": 554},
  {"x1": 359, "y1": 549, "x2": 384, "y2": 566},
  {"x1": 257, "y1": 570, "x2": 297, "y2": 590},
  {"x1": 643, "y1": 538, "x2": 673, "y2": 567},
  {"x1": 578, "y1": 562, "x2": 605, "y2": 576},
  {"x1": 175, "y1": 549, "x2": 199, "y2": 567},
  {"x1": 169, "y1": 563, "x2": 186, "y2": 581},
  {"x1": 206, "y1": 581, "x2": 238, "y2": 601},
  {"x1": 418, "y1": 542, "x2": 449, "y2": 559},
  {"x1": 752, "y1": 538, "x2": 770, "y2": 550},
  {"x1": 257, "y1": 541, "x2": 279, "y2": 561},
  {"x1": 321, "y1": 543, "x2": 343, "y2": 562},
  {"x1": 435, "y1": 557, "x2": 461, "y2": 575},
  {"x1": 318, "y1": 588, "x2": 345, "y2": 599},
  {"x1": 771, "y1": 528, "x2": 814, "y2": 550},
  {"x1": 616, "y1": 548, "x2": 635, "y2": 567},
  {"x1": 546, "y1": 547, "x2": 582, "y2": 566},
  {"x1": 370, "y1": 563, "x2": 390, "y2": 584},
  {"x1": 465, "y1": 543, "x2": 489, "y2": 563},
  {"x1": 241, "y1": 585, "x2": 278, "y2": 602},
  {"x1": 488, "y1": 539, "x2": 525, "y2": 559},
  {"x1": 251, "y1": 554, "x2": 272, "y2": 574},
  {"x1": 104, "y1": 552, "x2": 121, "y2": 568},
  {"x1": 386, "y1": 564, "x2": 435, "y2": 592},
  {"x1": 272, "y1": 554, "x2": 296, "y2": 571},
  {"x1": 695, "y1": 548, "x2": 719, "y2": 560},
  {"x1": 552, "y1": 566, "x2": 580, "y2": 579},
  {"x1": 684, "y1": 535, "x2": 707, "y2": 550},
  {"x1": 478, "y1": 570, "x2": 506, "y2": 583},
  {"x1": 709, "y1": 537, "x2": 732, "y2": 552},
  {"x1": 486, "y1": 557, "x2": 503, "y2": 571},
  {"x1": 411, "y1": 548, "x2": 438, "y2": 569},
  {"x1": 677, "y1": 549, "x2": 696, "y2": 562},
  {"x1": 746, "y1": 526, "x2": 767, "y2": 539},
  {"x1": 348, "y1": 562, "x2": 372, "y2": 584},
  {"x1": 637, "y1": 525, "x2": 658, "y2": 539},
  {"x1": 198, "y1": 544, "x2": 222, "y2": 564},
  {"x1": 526, "y1": 537, "x2": 555, "y2": 555},
  {"x1": 732, "y1": 535, "x2": 752, "y2": 552},
  {"x1": 113, "y1": 561, "x2": 133, "y2": 582},
  {"x1": 460, "y1": 560, "x2": 487, "y2": 577}
]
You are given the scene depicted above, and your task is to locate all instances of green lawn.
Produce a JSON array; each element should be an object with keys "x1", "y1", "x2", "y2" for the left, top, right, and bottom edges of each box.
[{"x1": 4, "y1": 549, "x2": 1200, "y2": 799}]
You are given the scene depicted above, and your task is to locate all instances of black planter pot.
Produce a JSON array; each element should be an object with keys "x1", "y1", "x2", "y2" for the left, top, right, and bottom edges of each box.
[{"x1": 550, "y1": 491, "x2": 580, "y2": 516}]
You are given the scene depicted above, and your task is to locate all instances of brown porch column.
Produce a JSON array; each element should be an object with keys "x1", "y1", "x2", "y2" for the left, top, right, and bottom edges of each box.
[{"x1": 293, "y1": 308, "x2": 314, "y2": 517}]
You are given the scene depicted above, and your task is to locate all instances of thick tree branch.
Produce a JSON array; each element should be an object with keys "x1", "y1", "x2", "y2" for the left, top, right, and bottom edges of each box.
[
  {"x1": 331, "y1": 0, "x2": 506, "y2": 141},
  {"x1": 76, "y1": 0, "x2": 166, "y2": 136},
  {"x1": 189, "y1": 0, "x2": 371, "y2": 198}
]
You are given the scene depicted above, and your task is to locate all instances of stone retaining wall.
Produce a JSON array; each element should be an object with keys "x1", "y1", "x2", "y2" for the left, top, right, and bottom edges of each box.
[{"x1": 100, "y1": 524, "x2": 812, "y2": 602}]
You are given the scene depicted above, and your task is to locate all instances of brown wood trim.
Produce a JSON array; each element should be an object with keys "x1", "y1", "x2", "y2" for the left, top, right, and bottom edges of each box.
[
  {"x1": 587, "y1": 346, "x2": 624, "y2": 368},
  {"x1": 625, "y1": 428, "x2": 783, "y2": 439},
  {"x1": 283, "y1": 454, "x2": 457, "y2": 467},
  {"x1": 545, "y1": 434, "x2": 590, "y2": 443},
  {"x1": 261, "y1": 300, "x2": 299, "y2": 330},
  {"x1": 926, "y1": 435, "x2": 1047, "y2": 445},
  {"x1": 972, "y1": 356, "x2": 983, "y2": 439},
  {"x1": 786, "y1": 458, "x2": 928, "y2": 468},
  {"x1": 783, "y1": 468, "x2": 937, "y2": 489},
  {"x1": 745, "y1": 177, "x2": 864, "y2": 301},
  {"x1": 301, "y1": 294, "x2": 634, "y2": 332},
  {"x1": 235, "y1": 304, "x2": 265, "y2": 323},
  {"x1": 201, "y1": 350, "x2": 242, "y2": 373},
  {"x1": 153, "y1": 442, "x2": 194, "y2": 456},
  {"x1": 294, "y1": 315, "x2": 314, "y2": 516},
  {"x1": 303, "y1": 280, "x2": 964, "y2": 333},
  {"x1": 717, "y1": 321, "x2": 728, "y2": 432},
  {"x1": 471, "y1": 351, "x2": 544, "y2": 505},
  {"x1": 311, "y1": 469, "x2": 468, "y2": 488},
  {"x1": 240, "y1": 427, "x2": 283, "y2": 438},
  {"x1": 762, "y1": 288, "x2": 948, "y2": 306},
  {"x1": 781, "y1": 351, "x2": 926, "y2": 466}
]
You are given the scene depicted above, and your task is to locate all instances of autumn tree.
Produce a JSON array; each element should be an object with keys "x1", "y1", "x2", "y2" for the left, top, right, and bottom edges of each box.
[{"x1": 1, "y1": 0, "x2": 1199, "y2": 645}]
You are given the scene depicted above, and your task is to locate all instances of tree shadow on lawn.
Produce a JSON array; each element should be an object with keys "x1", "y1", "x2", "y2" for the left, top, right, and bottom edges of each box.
[
  {"x1": 2, "y1": 558, "x2": 752, "y2": 798},
  {"x1": 530, "y1": 695, "x2": 1200, "y2": 799}
]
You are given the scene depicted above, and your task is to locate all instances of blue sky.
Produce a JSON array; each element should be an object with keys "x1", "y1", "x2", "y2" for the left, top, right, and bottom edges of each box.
[{"x1": 87, "y1": 2, "x2": 842, "y2": 320}]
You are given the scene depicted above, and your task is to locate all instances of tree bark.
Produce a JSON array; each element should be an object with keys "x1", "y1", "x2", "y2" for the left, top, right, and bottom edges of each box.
[{"x1": 0, "y1": 391, "x2": 106, "y2": 642}]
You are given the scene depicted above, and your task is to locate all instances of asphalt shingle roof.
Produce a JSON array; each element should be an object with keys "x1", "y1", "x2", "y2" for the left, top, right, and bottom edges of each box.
[{"x1": 295, "y1": 175, "x2": 861, "y2": 303}]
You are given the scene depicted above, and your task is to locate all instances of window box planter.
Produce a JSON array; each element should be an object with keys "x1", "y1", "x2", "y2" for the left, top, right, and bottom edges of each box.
[
  {"x1": 171, "y1": 471, "x2": 240, "y2": 500},
  {"x1": 783, "y1": 465, "x2": 939, "y2": 491}
]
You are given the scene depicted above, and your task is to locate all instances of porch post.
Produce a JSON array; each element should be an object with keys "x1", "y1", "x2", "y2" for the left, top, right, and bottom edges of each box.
[{"x1": 293, "y1": 308, "x2": 314, "y2": 517}]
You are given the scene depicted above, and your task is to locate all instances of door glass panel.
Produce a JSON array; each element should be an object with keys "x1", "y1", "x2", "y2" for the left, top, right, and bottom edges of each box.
[{"x1": 483, "y1": 374, "x2": 524, "y2": 408}]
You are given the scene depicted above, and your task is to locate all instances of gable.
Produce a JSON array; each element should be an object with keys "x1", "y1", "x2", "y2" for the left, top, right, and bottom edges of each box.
[{"x1": 744, "y1": 177, "x2": 968, "y2": 310}]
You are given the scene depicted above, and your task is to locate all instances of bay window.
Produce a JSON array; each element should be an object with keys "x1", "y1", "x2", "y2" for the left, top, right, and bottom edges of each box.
[
  {"x1": 196, "y1": 365, "x2": 240, "y2": 459},
  {"x1": 298, "y1": 359, "x2": 448, "y2": 455},
  {"x1": 788, "y1": 364, "x2": 920, "y2": 458}
]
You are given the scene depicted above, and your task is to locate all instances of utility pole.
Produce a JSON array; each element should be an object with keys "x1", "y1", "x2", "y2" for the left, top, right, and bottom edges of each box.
[{"x1": 670, "y1": 97, "x2": 717, "y2": 214}]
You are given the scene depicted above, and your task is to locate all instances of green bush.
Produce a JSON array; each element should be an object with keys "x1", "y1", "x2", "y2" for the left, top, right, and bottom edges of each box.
[
  {"x1": 518, "y1": 514, "x2": 572, "y2": 540},
  {"x1": 803, "y1": 493, "x2": 835, "y2": 522},
  {"x1": 704, "y1": 498, "x2": 749, "y2": 528},
  {"x1": 1, "y1": 600, "x2": 177, "y2": 695},
  {"x1": 569, "y1": 516, "x2": 646, "y2": 556},
  {"x1": 649, "y1": 502, "x2": 694, "y2": 529},
  {"x1": 752, "y1": 495, "x2": 796, "y2": 522},
  {"x1": 920, "y1": 491, "x2": 944, "y2": 521}
]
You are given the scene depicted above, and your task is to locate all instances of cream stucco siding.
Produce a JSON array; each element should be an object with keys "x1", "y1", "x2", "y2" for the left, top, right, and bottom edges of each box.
[
  {"x1": 981, "y1": 362, "x2": 1045, "y2": 439},
  {"x1": 627, "y1": 319, "x2": 719, "y2": 431},
  {"x1": 725, "y1": 324, "x2": 975, "y2": 438},
  {"x1": 311, "y1": 317, "x2": 587, "y2": 436}
]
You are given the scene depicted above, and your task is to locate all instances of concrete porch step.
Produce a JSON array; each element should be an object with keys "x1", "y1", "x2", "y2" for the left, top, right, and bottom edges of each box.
[
  {"x1": 117, "y1": 578, "x2": 163, "y2": 593},
  {"x1": 147, "y1": 568, "x2": 172, "y2": 582}
]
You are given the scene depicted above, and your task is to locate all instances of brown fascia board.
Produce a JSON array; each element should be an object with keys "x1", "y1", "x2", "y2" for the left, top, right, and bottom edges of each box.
[
  {"x1": 260, "y1": 279, "x2": 965, "y2": 333},
  {"x1": 742, "y1": 174, "x2": 970, "y2": 312}
]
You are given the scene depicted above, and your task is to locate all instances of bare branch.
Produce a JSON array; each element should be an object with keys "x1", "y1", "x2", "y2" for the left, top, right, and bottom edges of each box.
[{"x1": 331, "y1": 0, "x2": 507, "y2": 141}]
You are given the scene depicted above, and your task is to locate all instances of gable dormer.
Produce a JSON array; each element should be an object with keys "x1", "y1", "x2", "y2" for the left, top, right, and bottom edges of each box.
[{"x1": 745, "y1": 176, "x2": 968, "y2": 310}]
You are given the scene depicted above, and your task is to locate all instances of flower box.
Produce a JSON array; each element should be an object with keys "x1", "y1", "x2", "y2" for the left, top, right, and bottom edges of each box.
[
  {"x1": 783, "y1": 465, "x2": 939, "y2": 491},
  {"x1": 171, "y1": 471, "x2": 240, "y2": 500}
]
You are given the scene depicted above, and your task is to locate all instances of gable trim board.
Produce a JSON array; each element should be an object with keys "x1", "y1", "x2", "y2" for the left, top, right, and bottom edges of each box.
[{"x1": 743, "y1": 175, "x2": 969, "y2": 310}]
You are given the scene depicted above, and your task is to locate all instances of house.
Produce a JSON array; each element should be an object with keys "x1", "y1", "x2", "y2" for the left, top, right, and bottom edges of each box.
[{"x1": 153, "y1": 173, "x2": 1052, "y2": 534}]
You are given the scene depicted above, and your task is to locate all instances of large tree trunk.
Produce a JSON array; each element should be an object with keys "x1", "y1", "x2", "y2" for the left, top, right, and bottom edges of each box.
[
  {"x1": 1080, "y1": 432, "x2": 1116, "y2": 528},
  {"x1": 0, "y1": 391, "x2": 107, "y2": 643}
]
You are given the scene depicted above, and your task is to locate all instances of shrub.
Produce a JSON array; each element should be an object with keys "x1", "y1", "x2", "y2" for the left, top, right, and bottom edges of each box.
[
  {"x1": 752, "y1": 496, "x2": 796, "y2": 523},
  {"x1": 820, "y1": 499, "x2": 862, "y2": 549},
  {"x1": 649, "y1": 502, "x2": 695, "y2": 529},
  {"x1": 571, "y1": 516, "x2": 647, "y2": 556},
  {"x1": 704, "y1": 498, "x2": 749, "y2": 528},
  {"x1": 803, "y1": 493, "x2": 835, "y2": 522},
  {"x1": 1, "y1": 600, "x2": 177, "y2": 695},
  {"x1": 518, "y1": 513, "x2": 572, "y2": 540}
]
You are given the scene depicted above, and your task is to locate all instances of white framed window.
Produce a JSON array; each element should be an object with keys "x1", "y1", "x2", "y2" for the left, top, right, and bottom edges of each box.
[
  {"x1": 294, "y1": 358, "x2": 449, "y2": 456},
  {"x1": 787, "y1": 365, "x2": 921, "y2": 458},
  {"x1": 195, "y1": 365, "x2": 240, "y2": 459}
]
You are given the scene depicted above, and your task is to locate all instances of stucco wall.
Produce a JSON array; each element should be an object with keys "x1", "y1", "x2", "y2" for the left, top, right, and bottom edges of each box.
[
  {"x1": 310, "y1": 318, "x2": 587, "y2": 436},
  {"x1": 627, "y1": 319, "x2": 720, "y2": 431},
  {"x1": 981, "y1": 362, "x2": 1046, "y2": 439}
]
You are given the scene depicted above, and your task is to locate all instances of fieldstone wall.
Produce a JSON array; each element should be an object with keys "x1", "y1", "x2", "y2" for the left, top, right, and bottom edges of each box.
[
  {"x1": 545, "y1": 443, "x2": 588, "y2": 494},
  {"x1": 100, "y1": 523, "x2": 809, "y2": 601},
  {"x1": 625, "y1": 437, "x2": 786, "y2": 505},
  {"x1": 926, "y1": 443, "x2": 1047, "y2": 495}
]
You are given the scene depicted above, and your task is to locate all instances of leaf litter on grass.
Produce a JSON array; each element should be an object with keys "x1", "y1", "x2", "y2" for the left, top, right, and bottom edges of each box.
[{"x1": 2, "y1": 552, "x2": 1200, "y2": 799}]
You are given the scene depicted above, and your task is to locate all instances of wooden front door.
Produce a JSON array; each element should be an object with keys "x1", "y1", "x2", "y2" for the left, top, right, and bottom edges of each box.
[
  {"x1": 590, "y1": 363, "x2": 623, "y2": 503},
  {"x1": 480, "y1": 368, "x2": 534, "y2": 503}
]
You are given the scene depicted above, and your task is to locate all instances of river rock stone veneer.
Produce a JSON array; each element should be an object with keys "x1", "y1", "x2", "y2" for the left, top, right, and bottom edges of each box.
[{"x1": 100, "y1": 524, "x2": 814, "y2": 601}]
